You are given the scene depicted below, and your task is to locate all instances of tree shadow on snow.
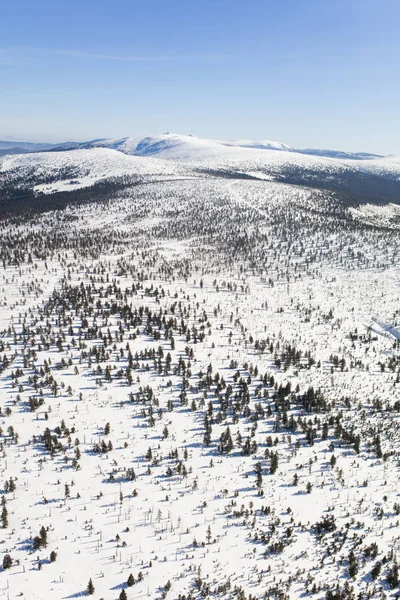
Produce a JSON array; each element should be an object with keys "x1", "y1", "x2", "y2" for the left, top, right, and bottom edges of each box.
[{"x1": 63, "y1": 591, "x2": 89, "y2": 599}]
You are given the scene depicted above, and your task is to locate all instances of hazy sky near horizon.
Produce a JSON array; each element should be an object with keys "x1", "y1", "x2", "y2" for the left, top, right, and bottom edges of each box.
[{"x1": 1, "y1": 0, "x2": 399, "y2": 154}]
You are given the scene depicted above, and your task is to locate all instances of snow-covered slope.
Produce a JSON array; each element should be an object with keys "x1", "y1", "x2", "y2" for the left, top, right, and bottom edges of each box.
[
  {"x1": 356, "y1": 154, "x2": 400, "y2": 181},
  {"x1": 48, "y1": 134, "x2": 393, "y2": 183},
  {"x1": 50, "y1": 133, "x2": 387, "y2": 163},
  {"x1": 1, "y1": 173, "x2": 400, "y2": 599},
  {"x1": 220, "y1": 138, "x2": 294, "y2": 152},
  {"x1": 1, "y1": 132, "x2": 388, "y2": 166},
  {"x1": 68, "y1": 134, "x2": 294, "y2": 161},
  {"x1": 50, "y1": 133, "x2": 295, "y2": 159},
  {"x1": 0, "y1": 147, "x2": 190, "y2": 193},
  {"x1": 299, "y1": 148, "x2": 383, "y2": 160},
  {"x1": 2, "y1": 141, "x2": 400, "y2": 208},
  {"x1": 2, "y1": 133, "x2": 400, "y2": 600},
  {"x1": 132, "y1": 133, "x2": 248, "y2": 160},
  {"x1": 0, "y1": 138, "x2": 352, "y2": 192}
]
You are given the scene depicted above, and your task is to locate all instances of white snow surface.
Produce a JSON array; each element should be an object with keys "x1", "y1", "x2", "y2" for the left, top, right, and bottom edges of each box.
[
  {"x1": 1, "y1": 167, "x2": 400, "y2": 600},
  {"x1": 0, "y1": 147, "x2": 188, "y2": 177},
  {"x1": 0, "y1": 147, "x2": 193, "y2": 193}
]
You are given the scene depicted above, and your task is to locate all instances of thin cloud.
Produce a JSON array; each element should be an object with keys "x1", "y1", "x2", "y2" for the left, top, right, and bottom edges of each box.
[
  {"x1": 51, "y1": 49, "x2": 172, "y2": 61},
  {"x1": 0, "y1": 46, "x2": 225, "y2": 63},
  {"x1": 0, "y1": 46, "x2": 29, "y2": 66}
]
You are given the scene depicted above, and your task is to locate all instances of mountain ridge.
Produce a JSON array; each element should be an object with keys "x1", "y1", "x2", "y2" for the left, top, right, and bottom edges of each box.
[{"x1": 0, "y1": 133, "x2": 385, "y2": 161}]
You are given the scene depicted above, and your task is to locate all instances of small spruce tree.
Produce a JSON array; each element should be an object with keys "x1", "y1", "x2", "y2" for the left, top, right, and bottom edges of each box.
[
  {"x1": 1, "y1": 506, "x2": 8, "y2": 529},
  {"x1": 87, "y1": 578, "x2": 95, "y2": 595}
]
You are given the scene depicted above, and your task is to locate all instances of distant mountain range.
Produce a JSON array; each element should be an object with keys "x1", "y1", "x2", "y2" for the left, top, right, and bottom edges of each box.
[
  {"x1": 0, "y1": 133, "x2": 385, "y2": 161},
  {"x1": 2, "y1": 132, "x2": 400, "y2": 214}
]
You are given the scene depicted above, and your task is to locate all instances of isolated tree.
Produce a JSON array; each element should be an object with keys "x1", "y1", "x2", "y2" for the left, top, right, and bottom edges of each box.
[
  {"x1": 119, "y1": 590, "x2": 127, "y2": 600},
  {"x1": 1, "y1": 506, "x2": 8, "y2": 528},
  {"x1": 2, "y1": 554, "x2": 12, "y2": 570},
  {"x1": 87, "y1": 578, "x2": 95, "y2": 595},
  {"x1": 4, "y1": 478, "x2": 15, "y2": 494},
  {"x1": 39, "y1": 525, "x2": 48, "y2": 546},
  {"x1": 33, "y1": 525, "x2": 48, "y2": 549},
  {"x1": 206, "y1": 525, "x2": 212, "y2": 544},
  {"x1": 203, "y1": 415, "x2": 212, "y2": 446},
  {"x1": 50, "y1": 550, "x2": 57, "y2": 562},
  {"x1": 348, "y1": 550, "x2": 358, "y2": 578},
  {"x1": 126, "y1": 468, "x2": 136, "y2": 482},
  {"x1": 127, "y1": 573, "x2": 135, "y2": 586},
  {"x1": 269, "y1": 451, "x2": 279, "y2": 474},
  {"x1": 255, "y1": 462, "x2": 263, "y2": 492},
  {"x1": 219, "y1": 427, "x2": 233, "y2": 454},
  {"x1": 387, "y1": 563, "x2": 399, "y2": 589},
  {"x1": 371, "y1": 561, "x2": 381, "y2": 581}
]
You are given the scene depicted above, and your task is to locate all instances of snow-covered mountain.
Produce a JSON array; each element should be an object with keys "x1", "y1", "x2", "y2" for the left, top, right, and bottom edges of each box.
[
  {"x1": 2, "y1": 132, "x2": 380, "y2": 162},
  {"x1": 0, "y1": 140, "x2": 61, "y2": 158},
  {"x1": 0, "y1": 140, "x2": 57, "y2": 151},
  {"x1": 49, "y1": 133, "x2": 295, "y2": 160},
  {"x1": 298, "y1": 148, "x2": 383, "y2": 160},
  {"x1": 2, "y1": 138, "x2": 399, "y2": 209}
]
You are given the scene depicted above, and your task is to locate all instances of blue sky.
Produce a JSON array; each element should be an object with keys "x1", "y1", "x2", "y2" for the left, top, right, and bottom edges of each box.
[{"x1": 1, "y1": 0, "x2": 399, "y2": 153}]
